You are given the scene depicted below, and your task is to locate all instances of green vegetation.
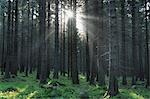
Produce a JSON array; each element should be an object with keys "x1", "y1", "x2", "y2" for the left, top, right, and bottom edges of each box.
[{"x1": 0, "y1": 73, "x2": 149, "y2": 99}]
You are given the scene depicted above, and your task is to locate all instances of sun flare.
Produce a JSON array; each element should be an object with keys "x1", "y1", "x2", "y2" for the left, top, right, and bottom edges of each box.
[
  {"x1": 66, "y1": 10, "x2": 74, "y2": 18},
  {"x1": 65, "y1": 9, "x2": 85, "y2": 38}
]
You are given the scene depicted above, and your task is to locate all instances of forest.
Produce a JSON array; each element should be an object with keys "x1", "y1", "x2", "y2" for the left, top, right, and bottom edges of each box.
[{"x1": 0, "y1": 0, "x2": 150, "y2": 98}]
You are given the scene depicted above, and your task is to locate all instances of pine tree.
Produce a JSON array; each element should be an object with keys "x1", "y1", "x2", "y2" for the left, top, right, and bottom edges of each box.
[
  {"x1": 39, "y1": 0, "x2": 47, "y2": 84},
  {"x1": 108, "y1": 0, "x2": 119, "y2": 96},
  {"x1": 53, "y1": 0, "x2": 59, "y2": 79}
]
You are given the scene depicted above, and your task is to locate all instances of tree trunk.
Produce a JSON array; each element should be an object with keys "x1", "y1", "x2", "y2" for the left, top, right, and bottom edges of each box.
[
  {"x1": 10, "y1": 0, "x2": 15, "y2": 75},
  {"x1": 20, "y1": 1, "x2": 25, "y2": 73},
  {"x1": 5, "y1": 0, "x2": 11, "y2": 78},
  {"x1": 12, "y1": 0, "x2": 18, "y2": 76},
  {"x1": 71, "y1": 0, "x2": 79, "y2": 84},
  {"x1": 68, "y1": 0, "x2": 73, "y2": 78},
  {"x1": 97, "y1": 0, "x2": 105, "y2": 86},
  {"x1": 145, "y1": 0, "x2": 150, "y2": 88},
  {"x1": 26, "y1": 0, "x2": 30, "y2": 76},
  {"x1": 39, "y1": 0, "x2": 47, "y2": 84},
  {"x1": 85, "y1": 0, "x2": 90, "y2": 82},
  {"x1": 29, "y1": 1, "x2": 34, "y2": 74},
  {"x1": 53, "y1": 0, "x2": 59, "y2": 79},
  {"x1": 1, "y1": 12, "x2": 6, "y2": 75},
  {"x1": 121, "y1": 0, "x2": 127, "y2": 85},
  {"x1": 131, "y1": 0, "x2": 137, "y2": 85},
  {"x1": 46, "y1": 0, "x2": 51, "y2": 78},
  {"x1": 108, "y1": 0, "x2": 119, "y2": 96},
  {"x1": 90, "y1": 41, "x2": 97, "y2": 84}
]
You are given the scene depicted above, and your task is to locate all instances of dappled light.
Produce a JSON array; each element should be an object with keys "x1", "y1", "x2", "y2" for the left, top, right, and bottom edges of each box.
[
  {"x1": 129, "y1": 92, "x2": 144, "y2": 99},
  {"x1": 0, "y1": 85, "x2": 28, "y2": 98},
  {"x1": 0, "y1": 89, "x2": 19, "y2": 98},
  {"x1": 27, "y1": 91, "x2": 38, "y2": 99},
  {"x1": 0, "y1": 74, "x2": 150, "y2": 98}
]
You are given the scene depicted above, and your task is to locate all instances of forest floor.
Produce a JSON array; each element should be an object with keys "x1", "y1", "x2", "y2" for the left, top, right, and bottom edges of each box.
[{"x1": 0, "y1": 73, "x2": 150, "y2": 99}]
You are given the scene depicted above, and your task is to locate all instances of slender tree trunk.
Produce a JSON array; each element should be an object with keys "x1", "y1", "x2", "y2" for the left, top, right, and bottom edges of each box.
[
  {"x1": 53, "y1": 0, "x2": 59, "y2": 79},
  {"x1": 26, "y1": 0, "x2": 30, "y2": 76},
  {"x1": 12, "y1": 0, "x2": 18, "y2": 76},
  {"x1": 145, "y1": 0, "x2": 150, "y2": 88},
  {"x1": 1, "y1": 12, "x2": 6, "y2": 75},
  {"x1": 10, "y1": 0, "x2": 14, "y2": 75},
  {"x1": 20, "y1": 1, "x2": 25, "y2": 73},
  {"x1": 68, "y1": 0, "x2": 73, "y2": 78},
  {"x1": 131, "y1": 0, "x2": 137, "y2": 85},
  {"x1": 37, "y1": 3, "x2": 41, "y2": 79},
  {"x1": 71, "y1": 0, "x2": 79, "y2": 84},
  {"x1": 97, "y1": 0, "x2": 105, "y2": 86},
  {"x1": 90, "y1": 41, "x2": 97, "y2": 84},
  {"x1": 39, "y1": 0, "x2": 47, "y2": 84},
  {"x1": 85, "y1": 0, "x2": 90, "y2": 82},
  {"x1": 88, "y1": 0, "x2": 99, "y2": 85},
  {"x1": 121, "y1": 0, "x2": 127, "y2": 85},
  {"x1": 46, "y1": 0, "x2": 51, "y2": 78},
  {"x1": 5, "y1": 0, "x2": 11, "y2": 78},
  {"x1": 68, "y1": 19, "x2": 71, "y2": 78},
  {"x1": 62, "y1": 3, "x2": 66, "y2": 76},
  {"x1": 29, "y1": 1, "x2": 34, "y2": 74},
  {"x1": 137, "y1": 1, "x2": 145, "y2": 81},
  {"x1": 108, "y1": 0, "x2": 119, "y2": 96},
  {"x1": 60, "y1": 0, "x2": 63, "y2": 75}
]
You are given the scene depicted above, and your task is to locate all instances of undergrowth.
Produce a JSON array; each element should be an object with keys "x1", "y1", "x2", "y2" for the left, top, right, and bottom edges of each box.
[{"x1": 0, "y1": 73, "x2": 150, "y2": 99}]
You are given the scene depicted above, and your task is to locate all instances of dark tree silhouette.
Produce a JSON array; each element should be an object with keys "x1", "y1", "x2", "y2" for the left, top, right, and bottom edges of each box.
[{"x1": 53, "y1": 0, "x2": 59, "y2": 79}]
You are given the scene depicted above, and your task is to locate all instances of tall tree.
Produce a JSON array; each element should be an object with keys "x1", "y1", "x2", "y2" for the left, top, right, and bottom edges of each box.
[
  {"x1": 89, "y1": 0, "x2": 98, "y2": 85},
  {"x1": 1, "y1": 11, "x2": 6, "y2": 75},
  {"x1": 46, "y1": 0, "x2": 51, "y2": 78},
  {"x1": 121, "y1": 0, "x2": 127, "y2": 85},
  {"x1": 90, "y1": 41, "x2": 97, "y2": 84},
  {"x1": 10, "y1": 0, "x2": 15, "y2": 75},
  {"x1": 71, "y1": 0, "x2": 79, "y2": 84},
  {"x1": 5, "y1": 0, "x2": 11, "y2": 78},
  {"x1": 29, "y1": 0, "x2": 34, "y2": 74},
  {"x1": 26, "y1": 0, "x2": 30, "y2": 76},
  {"x1": 68, "y1": 0, "x2": 73, "y2": 78},
  {"x1": 53, "y1": 0, "x2": 59, "y2": 79},
  {"x1": 20, "y1": 0, "x2": 26, "y2": 73},
  {"x1": 60, "y1": 1, "x2": 66, "y2": 76},
  {"x1": 97, "y1": 0, "x2": 105, "y2": 86},
  {"x1": 145, "y1": 0, "x2": 150, "y2": 88},
  {"x1": 131, "y1": 0, "x2": 137, "y2": 85},
  {"x1": 12, "y1": 0, "x2": 18, "y2": 76},
  {"x1": 85, "y1": 0, "x2": 90, "y2": 82},
  {"x1": 108, "y1": 0, "x2": 119, "y2": 96},
  {"x1": 39, "y1": 0, "x2": 47, "y2": 84}
]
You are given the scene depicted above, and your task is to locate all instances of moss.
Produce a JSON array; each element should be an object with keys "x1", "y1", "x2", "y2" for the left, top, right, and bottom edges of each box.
[{"x1": 0, "y1": 74, "x2": 150, "y2": 99}]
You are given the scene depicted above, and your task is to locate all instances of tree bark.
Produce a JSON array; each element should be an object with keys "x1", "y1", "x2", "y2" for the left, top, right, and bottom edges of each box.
[
  {"x1": 145, "y1": 0, "x2": 150, "y2": 88},
  {"x1": 39, "y1": 0, "x2": 47, "y2": 84},
  {"x1": 85, "y1": 0, "x2": 90, "y2": 82},
  {"x1": 5, "y1": 0, "x2": 11, "y2": 78},
  {"x1": 131, "y1": 0, "x2": 137, "y2": 85},
  {"x1": 108, "y1": 0, "x2": 119, "y2": 96},
  {"x1": 121, "y1": 0, "x2": 127, "y2": 85},
  {"x1": 46, "y1": 0, "x2": 51, "y2": 78},
  {"x1": 1, "y1": 12, "x2": 6, "y2": 75},
  {"x1": 97, "y1": 0, "x2": 105, "y2": 86},
  {"x1": 53, "y1": 0, "x2": 59, "y2": 79},
  {"x1": 71, "y1": 0, "x2": 79, "y2": 84}
]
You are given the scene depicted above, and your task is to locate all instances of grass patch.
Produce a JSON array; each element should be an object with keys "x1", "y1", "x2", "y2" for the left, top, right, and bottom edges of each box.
[{"x1": 0, "y1": 73, "x2": 150, "y2": 99}]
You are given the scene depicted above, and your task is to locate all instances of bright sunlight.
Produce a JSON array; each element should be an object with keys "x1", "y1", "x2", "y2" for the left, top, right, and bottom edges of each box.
[{"x1": 65, "y1": 9, "x2": 86, "y2": 38}]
